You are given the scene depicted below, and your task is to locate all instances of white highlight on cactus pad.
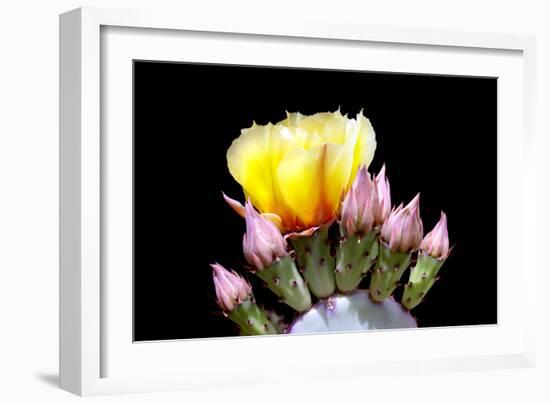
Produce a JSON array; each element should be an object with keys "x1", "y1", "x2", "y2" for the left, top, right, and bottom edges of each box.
[{"x1": 287, "y1": 290, "x2": 417, "y2": 334}]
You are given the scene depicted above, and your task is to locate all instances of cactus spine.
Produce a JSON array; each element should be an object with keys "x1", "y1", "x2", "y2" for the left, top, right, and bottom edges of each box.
[
  {"x1": 255, "y1": 255, "x2": 312, "y2": 312},
  {"x1": 290, "y1": 225, "x2": 336, "y2": 299},
  {"x1": 402, "y1": 253, "x2": 445, "y2": 310},
  {"x1": 369, "y1": 242, "x2": 411, "y2": 301},
  {"x1": 336, "y1": 231, "x2": 379, "y2": 293}
]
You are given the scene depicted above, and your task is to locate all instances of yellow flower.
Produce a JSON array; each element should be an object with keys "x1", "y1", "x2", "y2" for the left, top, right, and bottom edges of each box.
[{"x1": 226, "y1": 110, "x2": 377, "y2": 233}]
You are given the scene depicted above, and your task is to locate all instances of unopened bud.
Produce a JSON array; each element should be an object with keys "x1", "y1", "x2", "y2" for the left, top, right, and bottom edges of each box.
[
  {"x1": 340, "y1": 166, "x2": 376, "y2": 235},
  {"x1": 381, "y1": 194, "x2": 423, "y2": 253},
  {"x1": 211, "y1": 263, "x2": 252, "y2": 312},
  {"x1": 243, "y1": 200, "x2": 287, "y2": 270},
  {"x1": 420, "y1": 212, "x2": 450, "y2": 259}
]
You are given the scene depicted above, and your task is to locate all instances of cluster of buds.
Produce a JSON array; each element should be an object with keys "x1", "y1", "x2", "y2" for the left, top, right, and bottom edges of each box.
[
  {"x1": 340, "y1": 165, "x2": 391, "y2": 236},
  {"x1": 342, "y1": 165, "x2": 449, "y2": 258},
  {"x1": 211, "y1": 161, "x2": 451, "y2": 335},
  {"x1": 339, "y1": 166, "x2": 450, "y2": 305}
]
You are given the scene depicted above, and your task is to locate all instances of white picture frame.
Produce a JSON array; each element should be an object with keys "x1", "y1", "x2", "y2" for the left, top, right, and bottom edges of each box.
[{"x1": 59, "y1": 6, "x2": 537, "y2": 396}]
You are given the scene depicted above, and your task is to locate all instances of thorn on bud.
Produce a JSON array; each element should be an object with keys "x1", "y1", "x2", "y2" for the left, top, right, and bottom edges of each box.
[
  {"x1": 291, "y1": 280, "x2": 298, "y2": 288},
  {"x1": 406, "y1": 297, "x2": 412, "y2": 303},
  {"x1": 376, "y1": 289, "x2": 381, "y2": 295},
  {"x1": 419, "y1": 291, "x2": 425, "y2": 297},
  {"x1": 320, "y1": 258, "x2": 326, "y2": 266},
  {"x1": 305, "y1": 247, "x2": 311, "y2": 256},
  {"x1": 421, "y1": 272, "x2": 427, "y2": 279},
  {"x1": 273, "y1": 276, "x2": 280, "y2": 285},
  {"x1": 346, "y1": 263, "x2": 353, "y2": 270}
]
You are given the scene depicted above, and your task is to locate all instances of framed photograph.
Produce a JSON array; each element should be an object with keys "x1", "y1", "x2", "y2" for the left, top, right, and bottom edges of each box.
[{"x1": 60, "y1": 6, "x2": 537, "y2": 396}]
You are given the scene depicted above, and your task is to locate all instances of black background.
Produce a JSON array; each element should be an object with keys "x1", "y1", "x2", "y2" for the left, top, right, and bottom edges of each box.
[{"x1": 133, "y1": 61, "x2": 497, "y2": 341}]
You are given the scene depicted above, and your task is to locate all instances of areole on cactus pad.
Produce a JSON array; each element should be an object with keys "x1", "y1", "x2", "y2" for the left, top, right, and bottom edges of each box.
[{"x1": 211, "y1": 110, "x2": 451, "y2": 337}]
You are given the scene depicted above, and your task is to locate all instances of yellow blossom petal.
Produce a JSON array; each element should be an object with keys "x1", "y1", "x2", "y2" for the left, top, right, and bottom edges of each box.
[
  {"x1": 227, "y1": 124, "x2": 275, "y2": 214},
  {"x1": 348, "y1": 112, "x2": 376, "y2": 187},
  {"x1": 321, "y1": 133, "x2": 357, "y2": 216},
  {"x1": 276, "y1": 146, "x2": 324, "y2": 228},
  {"x1": 226, "y1": 110, "x2": 377, "y2": 233},
  {"x1": 276, "y1": 140, "x2": 356, "y2": 229}
]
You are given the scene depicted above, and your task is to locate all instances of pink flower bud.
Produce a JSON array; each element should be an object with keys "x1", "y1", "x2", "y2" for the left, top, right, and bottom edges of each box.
[
  {"x1": 243, "y1": 200, "x2": 287, "y2": 270},
  {"x1": 211, "y1": 263, "x2": 252, "y2": 312},
  {"x1": 373, "y1": 165, "x2": 391, "y2": 226},
  {"x1": 420, "y1": 212, "x2": 450, "y2": 259},
  {"x1": 340, "y1": 166, "x2": 376, "y2": 235},
  {"x1": 381, "y1": 194, "x2": 423, "y2": 253}
]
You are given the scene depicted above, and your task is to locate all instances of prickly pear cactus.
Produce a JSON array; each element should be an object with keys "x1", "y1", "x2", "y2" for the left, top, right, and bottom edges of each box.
[{"x1": 210, "y1": 111, "x2": 451, "y2": 336}]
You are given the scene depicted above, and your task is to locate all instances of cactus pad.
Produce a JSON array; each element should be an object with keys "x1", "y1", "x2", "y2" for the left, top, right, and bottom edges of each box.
[
  {"x1": 255, "y1": 255, "x2": 312, "y2": 312},
  {"x1": 402, "y1": 253, "x2": 445, "y2": 310},
  {"x1": 369, "y1": 242, "x2": 411, "y2": 302},
  {"x1": 228, "y1": 300, "x2": 278, "y2": 335},
  {"x1": 290, "y1": 225, "x2": 336, "y2": 298},
  {"x1": 336, "y1": 231, "x2": 379, "y2": 293},
  {"x1": 287, "y1": 290, "x2": 416, "y2": 334}
]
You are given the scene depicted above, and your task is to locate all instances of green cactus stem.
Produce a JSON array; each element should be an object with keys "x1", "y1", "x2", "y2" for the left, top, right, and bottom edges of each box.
[
  {"x1": 369, "y1": 242, "x2": 412, "y2": 302},
  {"x1": 402, "y1": 253, "x2": 445, "y2": 310},
  {"x1": 335, "y1": 231, "x2": 379, "y2": 293},
  {"x1": 290, "y1": 225, "x2": 336, "y2": 299},
  {"x1": 228, "y1": 300, "x2": 277, "y2": 335},
  {"x1": 255, "y1": 255, "x2": 312, "y2": 312}
]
